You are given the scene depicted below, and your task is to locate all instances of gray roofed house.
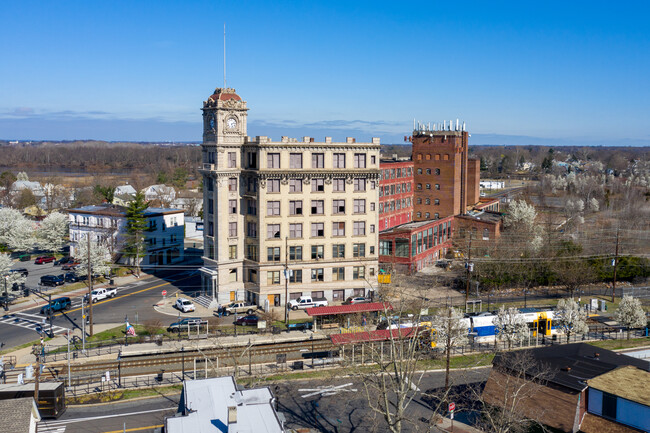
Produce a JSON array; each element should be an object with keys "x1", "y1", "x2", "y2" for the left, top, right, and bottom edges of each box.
[
  {"x1": 0, "y1": 397, "x2": 41, "y2": 433},
  {"x1": 165, "y1": 376, "x2": 285, "y2": 433}
]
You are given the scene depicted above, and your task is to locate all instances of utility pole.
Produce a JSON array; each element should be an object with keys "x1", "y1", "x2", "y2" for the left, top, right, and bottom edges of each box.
[
  {"x1": 47, "y1": 293, "x2": 53, "y2": 338},
  {"x1": 284, "y1": 236, "x2": 289, "y2": 326},
  {"x1": 465, "y1": 236, "x2": 473, "y2": 307},
  {"x1": 33, "y1": 339, "x2": 43, "y2": 408},
  {"x1": 87, "y1": 234, "x2": 94, "y2": 336},
  {"x1": 444, "y1": 304, "x2": 452, "y2": 391},
  {"x1": 612, "y1": 228, "x2": 620, "y2": 303}
]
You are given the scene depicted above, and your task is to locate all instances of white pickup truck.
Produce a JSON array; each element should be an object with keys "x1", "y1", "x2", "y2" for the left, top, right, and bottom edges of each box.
[
  {"x1": 287, "y1": 296, "x2": 328, "y2": 310},
  {"x1": 90, "y1": 287, "x2": 117, "y2": 303}
]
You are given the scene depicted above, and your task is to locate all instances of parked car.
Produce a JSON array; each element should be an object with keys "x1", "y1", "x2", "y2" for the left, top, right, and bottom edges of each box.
[
  {"x1": 167, "y1": 317, "x2": 202, "y2": 332},
  {"x1": 18, "y1": 254, "x2": 31, "y2": 262},
  {"x1": 40, "y1": 275, "x2": 65, "y2": 287},
  {"x1": 344, "y1": 296, "x2": 371, "y2": 305},
  {"x1": 40, "y1": 297, "x2": 71, "y2": 315},
  {"x1": 35, "y1": 256, "x2": 55, "y2": 264},
  {"x1": 287, "y1": 296, "x2": 328, "y2": 310},
  {"x1": 63, "y1": 272, "x2": 79, "y2": 283},
  {"x1": 54, "y1": 256, "x2": 72, "y2": 266},
  {"x1": 175, "y1": 298, "x2": 195, "y2": 313},
  {"x1": 9, "y1": 268, "x2": 29, "y2": 277},
  {"x1": 62, "y1": 261, "x2": 80, "y2": 270},
  {"x1": 222, "y1": 301, "x2": 256, "y2": 316},
  {"x1": 234, "y1": 315, "x2": 259, "y2": 326}
]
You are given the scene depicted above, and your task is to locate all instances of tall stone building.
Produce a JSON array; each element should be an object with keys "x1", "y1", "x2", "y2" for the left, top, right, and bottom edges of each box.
[
  {"x1": 199, "y1": 88, "x2": 380, "y2": 308},
  {"x1": 411, "y1": 121, "x2": 480, "y2": 220}
]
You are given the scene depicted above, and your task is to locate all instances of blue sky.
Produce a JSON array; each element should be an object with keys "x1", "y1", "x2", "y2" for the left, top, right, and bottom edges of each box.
[{"x1": 1, "y1": 1, "x2": 649, "y2": 146}]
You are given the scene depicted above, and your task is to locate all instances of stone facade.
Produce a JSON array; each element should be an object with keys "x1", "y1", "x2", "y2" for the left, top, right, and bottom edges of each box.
[{"x1": 199, "y1": 88, "x2": 380, "y2": 308}]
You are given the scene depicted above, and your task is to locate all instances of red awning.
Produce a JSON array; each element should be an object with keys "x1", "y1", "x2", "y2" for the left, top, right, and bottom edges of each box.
[
  {"x1": 306, "y1": 302, "x2": 392, "y2": 317},
  {"x1": 330, "y1": 327, "x2": 420, "y2": 345}
]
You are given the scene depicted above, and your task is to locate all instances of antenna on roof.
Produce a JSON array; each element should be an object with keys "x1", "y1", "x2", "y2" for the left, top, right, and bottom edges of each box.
[{"x1": 223, "y1": 23, "x2": 227, "y2": 88}]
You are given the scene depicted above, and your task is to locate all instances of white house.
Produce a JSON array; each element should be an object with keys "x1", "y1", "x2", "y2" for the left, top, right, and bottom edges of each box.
[
  {"x1": 68, "y1": 204, "x2": 185, "y2": 267},
  {"x1": 142, "y1": 184, "x2": 176, "y2": 205}
]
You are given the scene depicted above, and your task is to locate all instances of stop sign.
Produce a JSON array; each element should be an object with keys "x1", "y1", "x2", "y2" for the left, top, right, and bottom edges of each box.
[
  {"x1": 448, "y1": 402, "x2": 455, "y2": 412},
  {"x1": 162, "y1": 290, "x2": 167, "y2": 296}
]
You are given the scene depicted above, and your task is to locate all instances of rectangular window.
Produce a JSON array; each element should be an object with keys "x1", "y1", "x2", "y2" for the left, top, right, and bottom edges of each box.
[
  {"x1": 268, "y1": 179, "x2": 280, "y2": 193},
  {"x1": 353, "y1": 243, "x2": 366, "y2": 257},
  {"x1": 289, "y1": 246, "x2": 302, "y2": 260},
  {"x1": 311, "y1": 245, "x2": 324, "y2": 259},
  {"x1": 396, "y1": 239, "x2": 409, "y2": 257},
  {"x1": 229, "y1": 177, "x2": 238, "y2": 192},
  {"x1": 228, "y1": 222, "x2": 237, "y2": 237},
  {"x1": 247, "y1": 152, "x2": 257, "y2": 169},
  {"x1": 333, "y1": 153, "x2": 346, "y2": 168},
  {"x1": 353, "y1": 266, "x2": 365, "y2": 280},
  {"x1": 289, "y1": 269, "x2": 302, "y2": 283},
  {"x1": 290, "y1": 153, "x2": 303, "y2": 169},
  {"x1": 267, "y1": 153, "x2": 280, "y2": 168},
  {"x1": 371, "y1": 155, "x2": 376, "y2": 165},
  {"x1": 311, "y1": 200, "x2": 324, "y2": 215},
  {"x1": 289, "y1": 223, "x2": 302, "y2": 238},
  {"x1": 267, "y1": 201, "x2": 280, "y2": 216},
  {"x1": 267, "y1": 271, "x2": 280, "y2": 285},
  {"x1": 289, "y1": 179, "x2": 302, "y2": 193},
  {"x1": 311, "y1": 222, "x2": 324, "y2": 237},
  {"x1": 246, "y1": 245, "x2": 258, "y2": 261},
  {"x1": 370, "y1": 224, "x2": 375, "y2": 233},
  {"x1": 289, "y1": 200, "x2": 303, "y2": 215},
  {"x1": 333, "y1": 178, "x2": 345, "y2": 192},
  {"x1": 311, "y1": 178, "x2": 324, "y2": 192},
  {"x1": 354, "y1": 153, "x2": 366, "y2": 168},
  {"x1": 379, "y1": 240, "x2": 392, "y2": 256},
  {"x1": 208, "y1": 198, "x2": 214, "y2": 214},
  {"x1": 354, "y1": 178, "x2": 366, "y2": 192},
  {"x1": 228, "y1": 152, "x2": 236, "y2": 168},
  {"x1": 332, "y1": 222, "x2": 345, "y2": 237},
  {"x1": 229, "y1": 245, "x2": 237, "y2": 259},
  {"x1": 332, "y1": 267, "x2": 345, "y2": 281},
  {"x1": 247, "y1": 199, "x2": 257, "y2": 216},
  {"x1": 229, "y1": 199, "x2": 237, "y2": 214},
  {"x1": 332, "y1": 199, "x2": 345, "y2": 214},
  {"x1": 332, "y1": 244, "x2": 345, "y2": 258},
  {"x1": 353, "y1": 199, "x2": 366, "y2": 214},
  {"x1": 311, "y1": 268, "x2": 324, "y2": 282},
  {"x1": 246, "y1": 222, "x2": 257, "y2": 237},
  {"x1": 267, "y1": 247, "x2": 281, "y2": 262},
  {"x1": 353, "y1": 221, "x2": 366, "y2": 236},
  {"x1": 247, "y1": 269, "x2": 258, "y2": 283},
  {"x1": 247, "y1": 178, "x2": 257, "y2": 193},
  {"x1": 370, "y1": 202, "x2": 375, "y2": 211},
  {"x1": 267, "y1": 224, "x2": 280, "y2": 239},
  {"x1": 311, "y1": 153, "x2": 324, "y2": 168}
]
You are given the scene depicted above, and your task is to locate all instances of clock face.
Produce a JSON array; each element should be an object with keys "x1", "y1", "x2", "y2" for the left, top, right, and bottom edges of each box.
[
  {"x1": 208, "y1": 115, "x2": 215, "y2": 130},
  {"x1": 227, "y1": 117, "x2": 238, "y2": 130}
]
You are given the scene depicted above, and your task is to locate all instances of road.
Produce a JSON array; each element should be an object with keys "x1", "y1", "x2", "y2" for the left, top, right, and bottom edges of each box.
[
  {"x1": 0, "y1": 267, "x2": 203, "y2": 350},
  {"x1": 37, "y1": 368, "x2": 491, "y2": 433}
]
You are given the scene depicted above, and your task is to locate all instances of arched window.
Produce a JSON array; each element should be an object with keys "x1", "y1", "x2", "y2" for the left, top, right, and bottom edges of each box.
[
  {"x1": 417, "y1": 198, "x2": 422, "y2": 204},
  {"x1": 435, "y1": 154, "x2": 440, "y2": 160},
  {"x1": 425, "y1": 212, "x2": 430, "y2": 218},
  {"x1": 417, "y1": 153, "x2": 423, "y2": 161},
  {"x1": 443, "y1": 154, "x2": 449, "y2": 160},
  {"x1": 434, "y1": 199, "x2": 440, "y2": 205},
  {"x1": 417, "y1": 183, "x2": 422, "y2": 190},
  {"x1": 483, "y1": 229, "x2": 490, "y2": 240},
  {"x1": 416, "y1": 212, "x2": 422, "y2": 218},
  {"x1": 435, "y1": 184, "x2": 440, "y2": 190},
  {"x1": 426, "y1": 184, "x2": 431, "y2": 189},
  {"x1": 425, "y1": 198, "x2": 430, "y2": 205},
  {"x1": 434, "y1": 213, "x2": 439, "y2": 219},
  {"x1": 417, "y1": 168, "x2": 422, "y2": 175},
  {"x1": 426, "y1": 154, "x2": 431, "y2": 160},
  {"x1": 435, "y1": 168, "x2": 440, "y2": 175},
  {"x1": 426, "y1": 168, "x2": 431, "y2": 175}
]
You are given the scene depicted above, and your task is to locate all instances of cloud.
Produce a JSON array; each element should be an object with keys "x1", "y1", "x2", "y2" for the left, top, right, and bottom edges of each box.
[{"x1": 8, "y1": 107, "x2": 34, "y2": 116}]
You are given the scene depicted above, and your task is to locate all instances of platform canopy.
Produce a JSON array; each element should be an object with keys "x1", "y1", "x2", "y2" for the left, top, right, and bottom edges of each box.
[
  {"x1": 305, "y1": 302, "x2": 392, "y2": 317},
  {"x1": 330, "y1": 327, "x2": 420, "y2": 345}
]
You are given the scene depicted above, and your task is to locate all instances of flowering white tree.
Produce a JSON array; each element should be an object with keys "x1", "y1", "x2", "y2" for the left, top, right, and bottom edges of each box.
[
  {"x1": 74, "y1": 237, "x2": 112, "y2": 278},
  {"x1": 0, "y1": 253, "x2": 25, "y2": 295},
  {"x1": 16, "y1": 172, "x2": 29, "y2": 181},
  {"x1": 493, "y1": 306, "x2": 529, "y2": 349},
  {"x1": 504, "y1": 200, "x2": 537, "y2": 230},
  {"x1": 554, "y1": 298, "x2": 589, "y2": 343},
  {"x1": 0, "y1": 208, "x2": 34, "y2": 251},
  {"x1": 615, "y1": 295, "x2": 647, "y2": 339},
  {"x1": 432, "y1": 306, "x2": 468, "y2": 390},
  {"x1": 36, "y1": 212, "x2": 68, "y2": 253}
]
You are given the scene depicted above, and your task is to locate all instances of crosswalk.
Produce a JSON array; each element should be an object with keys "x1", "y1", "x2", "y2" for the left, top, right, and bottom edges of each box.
[
  {"x1": 0, "y1": 312, "x2": 69, "y2": 335},
  {"x1": 36, "y1": 423, "x2": 66, "y2": 433}
]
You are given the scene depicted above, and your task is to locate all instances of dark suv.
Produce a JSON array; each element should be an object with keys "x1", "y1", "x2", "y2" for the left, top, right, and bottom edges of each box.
[
  {"x1": 9, "y1": 268, "x2": 29, "y2": 277},
  {"x1": 40, "y1": 275, "x2": 65, "y2": 287}
]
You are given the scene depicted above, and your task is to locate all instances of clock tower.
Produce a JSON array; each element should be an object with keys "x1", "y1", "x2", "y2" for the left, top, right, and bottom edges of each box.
[{"x1": 199, "y1": 88, "x2": 248, "y2": 307}]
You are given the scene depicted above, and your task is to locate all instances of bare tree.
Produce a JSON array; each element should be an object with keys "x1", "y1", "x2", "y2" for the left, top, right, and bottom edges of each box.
[
  {"x1": 431, "y1": 306, "x2": 468, "y2": 391},
  {"x1": 478, "y1": 350, "x2": 552, "y2": 433}
]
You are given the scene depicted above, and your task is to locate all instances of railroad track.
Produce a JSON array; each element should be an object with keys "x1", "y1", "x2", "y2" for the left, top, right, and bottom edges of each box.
[{"x1": 3, "y1": 338, "x2": 337, "y2": 383}]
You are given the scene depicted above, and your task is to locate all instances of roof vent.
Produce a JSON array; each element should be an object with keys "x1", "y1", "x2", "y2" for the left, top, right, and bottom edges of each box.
[
  {"x1": 594, "y1": 352, "x2": 600, "y2": 359},
  {"x1": 562, "y1": 366, "x2": 572, "y2": 372}
]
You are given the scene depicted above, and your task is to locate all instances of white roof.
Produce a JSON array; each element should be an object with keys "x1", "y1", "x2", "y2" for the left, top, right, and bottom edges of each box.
[
  {"x1": 115, "y1": 184, "x2": 136, "y2": 196},
  {"x1": 166, "y1": 377, "x2": 284, "y2": 433}
]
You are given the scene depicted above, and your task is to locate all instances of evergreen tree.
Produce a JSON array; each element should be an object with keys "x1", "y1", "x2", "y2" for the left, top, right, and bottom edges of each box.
[{"x1": 124, "y1": 192, "x2": 149, "y2": 276}]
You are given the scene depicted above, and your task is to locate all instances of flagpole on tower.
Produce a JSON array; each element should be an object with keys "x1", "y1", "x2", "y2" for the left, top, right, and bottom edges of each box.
[{"x1": 223, "y1": 23, "x2": 227, "y2": 88}]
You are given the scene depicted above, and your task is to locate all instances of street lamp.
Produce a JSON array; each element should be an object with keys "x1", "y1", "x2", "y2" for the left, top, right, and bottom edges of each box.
[{"x1": 117, "y1": 350, "x2": 122, "y2": 388}]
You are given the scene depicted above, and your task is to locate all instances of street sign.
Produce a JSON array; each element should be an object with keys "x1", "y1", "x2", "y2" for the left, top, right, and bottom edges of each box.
[
  {"x1": 162, "y1": 290, "x2": 167, "y2": 296},
  {"x1": 449, "y1": 402, "x2": 455, "y2": 412}
]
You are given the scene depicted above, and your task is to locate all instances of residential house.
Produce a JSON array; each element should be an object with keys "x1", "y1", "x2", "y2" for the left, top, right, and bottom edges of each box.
[
  {"x1": 112, "y1": 184, "x2": 137, "y2": 207},
  {"x1": 142, "y1": 184, "x2": 176, "y2": 206},
  {"x1": 165, "y1": 376, "x2": 285, "y2": 433},
  {"x1": 0, "y1": 397, "x2": 41, "y2": 433}
]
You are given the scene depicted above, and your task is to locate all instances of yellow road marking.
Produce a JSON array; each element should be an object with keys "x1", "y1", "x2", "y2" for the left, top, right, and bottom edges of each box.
[
  {"x1": 102, "y1": 425, "x2": 164, "y2": 433},
  {"x1": 55, "y1": 276, "x2": 192, "y2": 317}
]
